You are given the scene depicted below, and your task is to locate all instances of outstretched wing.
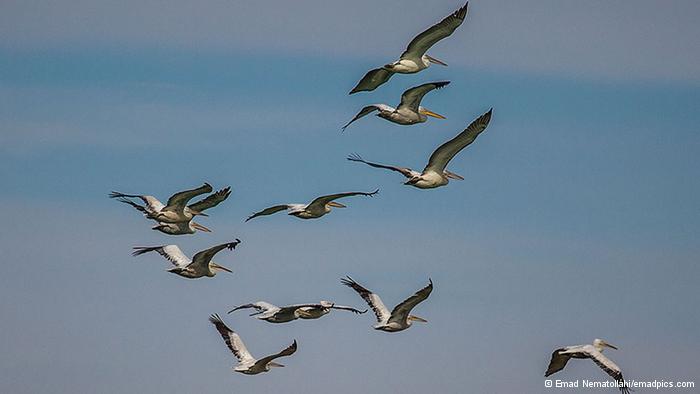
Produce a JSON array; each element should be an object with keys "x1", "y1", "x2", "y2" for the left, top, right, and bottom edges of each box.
[
  {"x1": 254, "y1": 340, "x2": 297, "y2": 369},
  {"x1": 188, "y1": 186, "x2": 231, "y2": 213},
  {"x1": 347, "y1": 153, "x2": 415, "y2": 179},
  {"x1": 545, "y1": 348, "x2": 572, "y2": 377},
  {"x1": 397, "y1": 81, "x2": 450, "y2": 113},
  {"x1": 162, "y1": 183, "x2": 213, "y2": 212},
  {"x1": 245, "y1": 205, "x2": 289, "y2": 222},
  {"x1": 349, "y1": 68, "x2": 395, "y2": 94},
  {"x1": 423, "y1": 108, "x2": 492, "y2": 174},
  {"x1": 190, "y1": 239, "x2": 241, "y2": 269},
  {"x1": 306, "y1": 190, "x2": 379, "y2": 214},
  {"x1": 132, "y1": 245, "x2": 191, "y2": 268},
  {"x1": 342, "y1": 105, "x2": 383, "y2": 131},
  {"x1": 400, "y1": 2, "x2": 469, "y2": 60},
  {"x1": 228, "y1": 301, "x2": 279, "y2": 315},
  {"x1": 110, "y1": 192, "x2": 164, "y2": 215},
  {"x1": 209, "y1": 314, "x2": 255, "y2": 364},
  {"x1": 329, "y1": 304, "x2": 368, "y2": 314},
  {"x1": 587, "y1": 349, "x2": 631, "y2": 394},
  {"x1": 341, "y1": 276, "x2": 391, "y2": 323},
  {"x1": 388, "y1": 279, "x2": 433, "y2": 324}
]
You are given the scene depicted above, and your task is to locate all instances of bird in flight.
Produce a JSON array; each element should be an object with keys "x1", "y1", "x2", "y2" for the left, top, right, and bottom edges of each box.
[
  {"x1": 228, "y1": 300, "x2": 366, "y2": 323},
  {"x1": 132, "y1": 239, "x2": 241, "y2": 279},
  {"x1": 246, "y1": 190, "x2": 378, "y2": 221},
  {"x1": 348, "y1": 108, "x2": 492, "y2": 189}
]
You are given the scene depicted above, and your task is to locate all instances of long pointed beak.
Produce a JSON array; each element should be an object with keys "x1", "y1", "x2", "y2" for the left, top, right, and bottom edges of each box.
[
  {"x1": 444, "y1": 170, "x2": 464, "y2": 180},
  {"x1": 604, "y1": 342, "x2": 618, "y2": 350},
  {"x1": 268, "y1": 362, "x2": 285, "y2": 368},
  {"x1": 211, "y1": 263, "x2": 232, "y2": 273},
  {"x1": 426, "y1": 54, "x2": 448, "y2": 66},
  {"x1": 409, "y1": 315, "x2": 428, "y2": 323},
  {"x1": 328, "y1": 201, "x2": 346, "y2": 208},
  {"x1": 419, "y1": 108, "x2": 446, "y2": 119},
  {"x1": 191, "y1": 222, "x2": 211, "y2": 232}
]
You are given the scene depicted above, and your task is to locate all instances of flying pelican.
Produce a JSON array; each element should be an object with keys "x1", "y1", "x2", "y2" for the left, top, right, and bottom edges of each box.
[
  {"x1": 245, "y1": 190, "x2": 378, "y2": 221},
  {"x1": 132, "y1": 239, "x2": 240, "y2": 279},
  {"x1": 209, "y1": 314, "x2": 297, "y2": 375},
  {"x1": 110, "y1": 183, "x2": 231, "y2": 224},
  {"x1": 341, "y1": 276, "x2": 432, "y2": 332},
  {"x1": 347, "y1": 108, "x2": 492, "y2": 189},
  {"x1": 349, "y1": 2, "x2": 468, "y2": 94},
  {"x1": 151, "y1": 220, "x2": 212, "y2": 236},
  {"x1": 545, "y1": 339, "x2": 631, "y2": 394},
  {"x1": 343, "y1": 81, "x2": 450, "y2": 131},
  {"x1": 228, "y1": 301, "x2": 367, "y2": 323}
]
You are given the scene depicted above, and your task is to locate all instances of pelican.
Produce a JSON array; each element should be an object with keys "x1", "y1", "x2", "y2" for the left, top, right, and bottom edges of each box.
[
  {"x1": 347, "y1": 108, "x2": 491, "y2": 189},
  {"x1": 349, "y1": 2, "x2": 468, "y2": 94},
  {"x1": 245, "y1": 190, "x2": 378, "y2": 221},
  {"x1": 132, "y1": 239, "x2": 240, "y2": 279},
  {"x1": 343, "y1": 81, "x2": 450, "y2": 131},
  {"x1": 341, "y1": 276, "x2": 432, "y2": 332},
  {"x1": 228, "y1": 301, "x2": 367, "y2": 323},
  {"x1": 110, "y1": 183, "x2": 231, "y2": 224},
  {"x1": 209, "y1": 314, "x2": 297, "y2": 375},
  {"x1": 151, "y1": 220, "x2": 212, "y2": 235},
  {"x1": 546, "y1": 339, "x2": 631, "y2": 394}
]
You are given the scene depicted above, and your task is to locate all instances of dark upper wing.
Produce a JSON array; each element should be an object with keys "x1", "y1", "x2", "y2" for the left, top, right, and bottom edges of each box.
[
  {"x1": 306, "y1": 190, "x2": 379, "y2": 212},
  {"x1": 190, "y1": 239, "x2": 240, "y2": 268},
  {"x1": 388, "y1": 279, "x2": 433, "y2": 324},
  {"x1": 342, "y1": 105, "x2": 382, "y2": 131},
  {"x1": 245, "y1": 205, "x2": 289, "y2": 222},
  {"x1": 545, "y1": 349, "x2": 572, "y2": 377},
  {"x1": 424, "y1": 108, "x2": 492, "y2": 173},
  {"x1": 188, "y1": 186, "x2": 231, "y2": 213},
  {"x1": 397, "y1": 81, "x2": 450, "y2": 113},
  {"x1": 349, "y1": 68, "x2": 395, "y2": 94},
  {"x1": 347, "y1": 153, "x2": 415, "y2": 178},
  {"x1": 254, "y1": 340, "x2": 297, "y2": 369},
  {"x1": 400, "y1": 2, "x2": 469, "y2": 60},
  {"x1": 163, "y1": 183, "x2": 213, "y2": 211},
  {"x1": 330, "y1": 305, "x2": 368, "y2": 314}
]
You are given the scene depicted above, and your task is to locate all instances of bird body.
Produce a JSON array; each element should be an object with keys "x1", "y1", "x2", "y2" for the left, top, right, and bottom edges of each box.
[
  {"x1": 246, "y1": 190, "x2": 378, "y2": 221},
  {"x1": 342, "y1": 277, "x2": 432, "y2": 332},
  {"x1": 348, "y1": 109, "x2": 492, "y2": 189},
  {"x1": 209, "y1": 314, "x2": 297, "y2": 375},
  {"x1": 132, "y1": 240, "x2": 240, "y2": 279},
  {"x1": 545, "y1": 339, "x2": 631, "y2": 394},
  {"x1": 228, "y1": 300, "x2": 366, "y2": 323}
]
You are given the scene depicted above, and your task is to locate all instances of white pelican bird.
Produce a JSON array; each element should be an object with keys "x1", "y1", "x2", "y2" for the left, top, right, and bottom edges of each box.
[
  {"x1": 347, "y1": 108, "x2": 491, "y2": 189},
  {"x1": 209, "y1": 314, "x2": 297, "y2": 375},
  {"x1": 228, "y1": 301, "x2": 367, "y2": 323},
  {"x1": 151, "y1": 220, "x2": 212, "y2": 236},
  {"x1": 245, "y1": 190, "x2": 378, "y2": 221},
  {"x1": 132, "y1": 239, "x2": 240, "y2": 279},
  {"x1": 349, "y1": 2, "x2": 468, "y2": 94},
  {"x1": 343, "y1": 81, "x2": 449, "y2": 131},
  {"x1": 546, "y1": 339, "x2": 631, "y2": 394},
  {"x1": 341, "y1": 276, "x2": 432, "y2": 332},
  {"x1": 110, "y1": 183, "x2": 231, "y2": 224}
]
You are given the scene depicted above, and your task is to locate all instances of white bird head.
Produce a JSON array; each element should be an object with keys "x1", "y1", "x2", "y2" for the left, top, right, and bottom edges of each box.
[
  {"x1": 319, "y1": 300, "x2": 334, "y2": 308},
  {"x1": 593, "y1": 338, "x2": 618, "y2": 352}
]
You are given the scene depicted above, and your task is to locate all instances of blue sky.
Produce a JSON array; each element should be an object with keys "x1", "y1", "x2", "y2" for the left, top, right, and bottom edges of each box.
[{"x1": 1, "y1": 1, "x2": 699, "y2": 393}]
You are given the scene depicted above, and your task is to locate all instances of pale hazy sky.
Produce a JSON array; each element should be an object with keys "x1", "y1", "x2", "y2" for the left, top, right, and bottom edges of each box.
[{"x1": 1, "y1": 1, "x2": 699, "y2": 393}]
